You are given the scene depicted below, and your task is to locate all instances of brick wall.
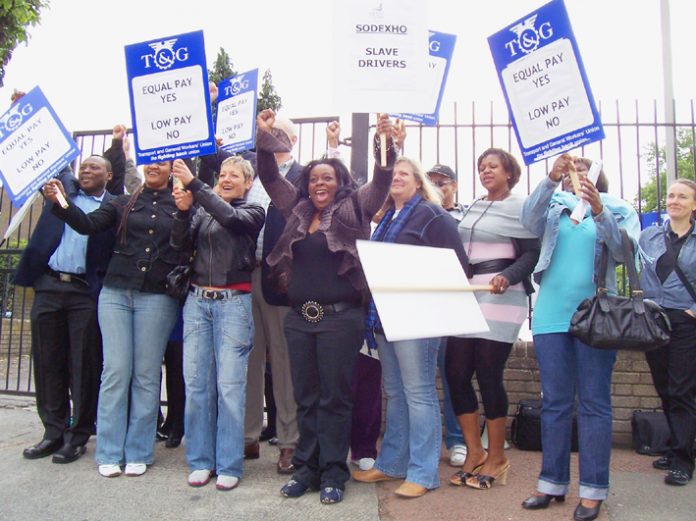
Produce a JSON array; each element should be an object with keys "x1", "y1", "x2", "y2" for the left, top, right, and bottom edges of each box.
[{"x1": 436, "y1": 340, "x2": 662, "y2": 447}]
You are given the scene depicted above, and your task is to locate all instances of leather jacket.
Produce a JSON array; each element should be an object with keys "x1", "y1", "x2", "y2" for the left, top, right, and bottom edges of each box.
[{"x1": 170, "y1": 178, "x2": 265, "y2": 287}]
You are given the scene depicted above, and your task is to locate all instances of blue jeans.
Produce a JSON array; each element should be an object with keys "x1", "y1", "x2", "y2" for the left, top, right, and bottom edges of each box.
[
  {"x1": 438, "y1": 338, "x2": 464, "y2": 448},
  {"x1": 95, "y1": 286, "x2": 179, "y2": 465},
  {"x1": 375, "y1": 334, "x2": 441, "y2": 489},
  {"x1": 183, "y1": 292, "x2": 253, "y2": 477},
  {"x1": 533, "y1": 333, "x2": 616, "y2": 500}
]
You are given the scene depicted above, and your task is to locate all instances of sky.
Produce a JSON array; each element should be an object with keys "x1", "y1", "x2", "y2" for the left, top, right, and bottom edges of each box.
[{"x1": 1, "y1": 0, "x2": 694, "y2": 130}]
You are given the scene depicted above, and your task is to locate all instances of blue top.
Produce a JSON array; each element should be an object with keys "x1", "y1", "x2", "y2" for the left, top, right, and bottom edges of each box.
[
  {"x1": 532, "y1": 214, "x2": 596, "y2": 334},
  {"x1": 48, "y1": 191, "x2": 104, "y2": 274},
  {"x1": 639, "y1": 222, "x2": 696, "y2": 315}
]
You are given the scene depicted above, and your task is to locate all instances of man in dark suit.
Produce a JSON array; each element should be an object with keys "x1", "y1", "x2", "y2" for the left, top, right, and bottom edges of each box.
[{"x1": 15, "y1": 156, "x2": 116, "y2": 464}]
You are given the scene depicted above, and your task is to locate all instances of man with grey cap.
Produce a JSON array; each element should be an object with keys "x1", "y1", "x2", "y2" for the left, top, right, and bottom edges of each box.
[{"x1": 427, "y1": 164, "x2": 465, "y2": 221}]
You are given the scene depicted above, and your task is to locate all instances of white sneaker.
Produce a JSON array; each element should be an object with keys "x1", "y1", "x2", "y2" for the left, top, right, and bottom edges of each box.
[
  {"x1": 357, "y1": 457, "x2": 375, "y2": 471},
  {"x1": 449, "y1": 445, "x2": 467, "y2": 467},
  {"x1": 188, "y1": 469, "x2": 213, "y2": 487},
  {"x1": 98, "y1": 464, "x2": 122, "y2": 478},
  {"x1": 124, "y1": 463, "x2": 147, "y2": 476},
  {"x1": 216, "y1": 475, "x2": 239, "y2": 491}
]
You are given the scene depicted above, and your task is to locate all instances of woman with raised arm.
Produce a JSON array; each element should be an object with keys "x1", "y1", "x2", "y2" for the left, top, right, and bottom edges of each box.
[
  {"x1": 43, "y1": 160, "x2": 187, "y2": 478},
  {"x1": 254, "y1": 109, "x2": 394, "y2": 504},
  {"x1": 519, "y1": 154, "x2": 639, "y2": 521},
  {"x1": 170, "y1": 157, "x2": 264, "y2": 491}
]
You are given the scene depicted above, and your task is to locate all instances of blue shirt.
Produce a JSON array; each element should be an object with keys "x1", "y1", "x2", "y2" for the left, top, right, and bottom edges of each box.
[
  {"x1": 48, "y1": 190, "x2": 105, "y2": 274},
  {"x1": 532, "y1": 214, "x2": 597, "y2": 334}
]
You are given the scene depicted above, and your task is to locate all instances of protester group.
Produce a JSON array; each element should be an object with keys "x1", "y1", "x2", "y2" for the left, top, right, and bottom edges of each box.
[{"x1": 15, "y1": 88, "x2": 696, "y2": 520}]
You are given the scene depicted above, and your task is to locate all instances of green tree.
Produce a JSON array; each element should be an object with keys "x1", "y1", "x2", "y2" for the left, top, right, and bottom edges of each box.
[
  {"x1": 637, "y1": 129, "x2": 695, "y2": 213},
  {"x1": 0, "y1": 0, "x2": 48, "y2": 87},
  {"x1": 207, "y1": 47, "x2": 236, "y2": 85},
  {"x1": 257, "y1": 68, "x2": 282, "y2": 113}
]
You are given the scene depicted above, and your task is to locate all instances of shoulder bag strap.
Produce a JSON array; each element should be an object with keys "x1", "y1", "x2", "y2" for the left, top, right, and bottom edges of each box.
[
  {"x1": 663, "y1": 231, "x2": 696, "y2": 303},
  {"x1": 619, "y1": 228, "x2": 642, "y2": 294}
]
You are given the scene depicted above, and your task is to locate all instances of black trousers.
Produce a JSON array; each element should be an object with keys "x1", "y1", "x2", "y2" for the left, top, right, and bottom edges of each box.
[
  {"x1": 445, "y1": 336, "x2": 513, "y2": 419},
  {"x1": 30, "y1": 273, "x2": 102, "y2": 446},
  {"x1": 645, "y1": 309, "x2": 696, "y2": 475},
  {"x1": 284, "y1": 307, "x2": 364, "y2": 490}
]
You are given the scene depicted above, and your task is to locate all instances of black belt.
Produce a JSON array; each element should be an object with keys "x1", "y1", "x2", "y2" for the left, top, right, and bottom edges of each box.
[
  {"x1": 46, "y1": 269, "x2": 88, "y2": 286},
  {"x1": 190, "y1": 286, "x2": 246, "y2": 300},
  {"x1": 470, "y1": 259, "x2": 515, "y2": 275},
  {"x1": 293, "y1": 300, "x2": 361, "y2": 323}
]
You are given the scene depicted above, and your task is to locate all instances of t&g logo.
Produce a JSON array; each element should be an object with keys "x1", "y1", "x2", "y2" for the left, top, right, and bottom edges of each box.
[
  {"x1": 0, "y1": 102, "x2": 33, "y2": 139},
  {"x1": 505, "y1": 14, "x2": 554, "y2": 57},
  {"x1": 140, "y1": 38, "x2": 190, "y2": 70}
]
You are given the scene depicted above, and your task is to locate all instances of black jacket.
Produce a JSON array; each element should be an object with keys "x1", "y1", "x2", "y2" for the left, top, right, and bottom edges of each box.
[
  {"x1": 14, "y1": 167, "x2": 116, "y2": 299},
  {"x1": 53, "y1": 186, "x2": 182, "y2": 294},
  {"x1": 170, "y1": 178, "x2": 265, "y2": 287}
]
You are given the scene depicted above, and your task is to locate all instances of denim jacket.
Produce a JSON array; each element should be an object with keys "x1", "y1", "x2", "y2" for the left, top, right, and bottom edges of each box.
[
  {"x1": 639, "y1": 222, "x2": 696, "y2": 315},
  {"x1": 520, "y1": 176, "x2": 640, "y2": 293}
]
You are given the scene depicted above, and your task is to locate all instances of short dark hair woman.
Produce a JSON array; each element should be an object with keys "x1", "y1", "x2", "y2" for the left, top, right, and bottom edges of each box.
[
  {"x1": 254, "y1": 109, "x2": 394, "y2": 505},
  {"x1": 446, "y1": 148, "x2": 539, "y2": 490}
]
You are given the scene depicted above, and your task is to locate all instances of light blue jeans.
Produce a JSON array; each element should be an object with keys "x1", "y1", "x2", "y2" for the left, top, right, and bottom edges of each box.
[
  {"x1": 183, "y1": 292, "x2": 253, "y2": 477},
  {"x1": 438, "y1": 338, "x2": 464, "y2": 449},
  {"x1": 374, "y1": 334, "x2": 441, "y2": 489},
  {"x1": 95, "y1": 286, "x2": 179, "y2": 465},
  {"x1": 533, "y1": 333, "x2": 617, "y2": 500}
]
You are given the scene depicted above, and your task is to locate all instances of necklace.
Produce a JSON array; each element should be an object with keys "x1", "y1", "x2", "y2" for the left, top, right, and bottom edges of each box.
[{"x1": 461, "y1": 197, "x2": 496, "y2": 260}]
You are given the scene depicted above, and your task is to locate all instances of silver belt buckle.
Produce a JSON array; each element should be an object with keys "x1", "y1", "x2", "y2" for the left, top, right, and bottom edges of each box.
[
  {"x1": 300, "y1": 301, "x2": 324, "y2": 323},
  {"x1": 59, "y1": 273, "x2": 72, "y2": 283}
]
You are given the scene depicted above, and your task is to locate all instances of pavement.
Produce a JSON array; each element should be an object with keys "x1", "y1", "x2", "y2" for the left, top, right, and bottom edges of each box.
[{"x1": 1, "y1": 393, "x2": 695, "y2": 521}]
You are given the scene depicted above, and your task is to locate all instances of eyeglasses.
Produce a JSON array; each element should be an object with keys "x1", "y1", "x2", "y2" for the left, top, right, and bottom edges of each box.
[{"x1": 431, "y1": 180, "x2": 452, "y2": 188}]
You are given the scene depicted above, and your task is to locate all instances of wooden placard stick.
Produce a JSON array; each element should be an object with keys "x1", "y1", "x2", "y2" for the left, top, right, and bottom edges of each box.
[
  {"x1": 371, "y1": 284, "x2": 493, "y2": 293},
  {"x1": 379, "y1": 113, "x2": 387, "y2": 168}
]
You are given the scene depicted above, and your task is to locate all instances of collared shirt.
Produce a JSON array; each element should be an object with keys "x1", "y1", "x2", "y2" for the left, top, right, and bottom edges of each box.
[
  {"x1": 246, "y1": 157, "x2": 296, "y2": 261},
  {"x1": 48, "y1": 190, "x2": 105, "y2": 274}
]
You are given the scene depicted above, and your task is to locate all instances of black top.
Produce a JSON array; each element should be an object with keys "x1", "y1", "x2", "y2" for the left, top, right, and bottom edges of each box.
[
  {"x1": 656, "y1": 223, "x2": 694, "y2": 283},
  {"x1": 287, "y1": 232, "x2": 361, "y2": 307},
  {"x1": 53, "y1": 186, "x2": 182, "y2": 294}
]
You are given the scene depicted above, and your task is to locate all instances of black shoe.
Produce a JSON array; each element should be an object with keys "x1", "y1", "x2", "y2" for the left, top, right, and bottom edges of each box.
[
  {"x1": 23, "y1": 438, "x2": 63, "y2": 460},
  {"x1": 653, "y1": 456, "x2": 671, "y2": 470},
  {"x1": 521, "y1": 493, "x2": 565, "y2": 510},
  {"x1": 260, "y1": 428, "x2": 277, "y2": 442},
  {"x1": 573, "y1": 500, "x2": 602, "y2": 521},
  {"x1": 155, "y1": 429, "x2": 169, "y2": 442},
  {"x1": 165, "y1": 435, "x2": 182, "y2": 448},
  {"x1": 280, "y1": 479, "x2": 310, "y2": 498},
  {"x1": 52, "y1": 443, "x2": 86, "y2": 464},
  {"x1": 665, "y1": 469, "x2": 692, "y2": 486}
]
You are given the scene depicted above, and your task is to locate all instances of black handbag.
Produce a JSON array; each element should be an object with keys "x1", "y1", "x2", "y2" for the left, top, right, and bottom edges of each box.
[
  {"x1": 631, "y1": 410, "x2": 670, "y2": 455},
  {"x1": 510, "y1": 399, "x2": 578, "y2": 452},
  {"x1": 165, "y1": 265, "x2": 192, "y2": 303},
  {"x1": 569, "y1": 228, "x2": 671, "y2": 352}
]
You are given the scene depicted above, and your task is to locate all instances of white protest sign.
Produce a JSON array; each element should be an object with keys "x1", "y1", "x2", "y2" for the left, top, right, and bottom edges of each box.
[
  {"x1": 0, "y1": 86, "x2": 80, "y2": 207},
  {"x1": 357, "y1": 240, "x2": 489, "y2": 341},
  {"x1": 215, "y1": 69, "x2": 258, "y2": 153},
  {"x1": 333, "y1": 0, "x2": 430, "y2": 113},
  {"x1": 125, "y1": 30, "x2": 215, "y2": 164}
]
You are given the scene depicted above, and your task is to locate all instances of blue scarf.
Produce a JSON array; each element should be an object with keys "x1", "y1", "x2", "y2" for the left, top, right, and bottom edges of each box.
[{"x1": 364, "y1": 194, "x2": 423, "y2": 349}]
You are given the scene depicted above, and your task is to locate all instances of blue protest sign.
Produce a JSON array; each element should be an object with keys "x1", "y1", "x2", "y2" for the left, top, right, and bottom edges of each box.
[
  {"x1": 0, "y1": 86, "x2": 80, "y2": 207},
  {"x1": 488, "y1": 0, "x2": 604, "y2": 165},
  {"x1": 125, "y1": 30, "x2": 215, "y2": 164},
  {"x1": 215, "y1": 69, "x2": 259, "y2": 153},
  {"x1": 393, "y1": 31, "x2": 457, "y2": 126}
]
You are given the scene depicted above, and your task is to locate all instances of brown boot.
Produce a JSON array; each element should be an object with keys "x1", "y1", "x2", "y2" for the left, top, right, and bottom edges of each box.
[{"x1": 277, "y1": 448, "x2": 295, "y2": 474}]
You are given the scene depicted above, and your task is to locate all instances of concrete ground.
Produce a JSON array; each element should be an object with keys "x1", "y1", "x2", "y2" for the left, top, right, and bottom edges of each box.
[{"x1": 1, "y1": 394, "x2": 694, "y2": 521}]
